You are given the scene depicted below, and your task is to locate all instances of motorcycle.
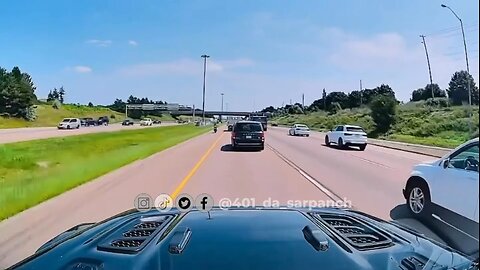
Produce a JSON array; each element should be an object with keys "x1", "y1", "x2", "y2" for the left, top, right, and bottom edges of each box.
[{"x1": 213, "y1": 126, "x2": 218, "y2": 133}]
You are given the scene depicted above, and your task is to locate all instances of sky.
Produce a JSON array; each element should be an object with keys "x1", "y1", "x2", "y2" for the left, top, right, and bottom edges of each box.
[{"x1": 0, "y1": 0, "x2": 478, "y2": 111}]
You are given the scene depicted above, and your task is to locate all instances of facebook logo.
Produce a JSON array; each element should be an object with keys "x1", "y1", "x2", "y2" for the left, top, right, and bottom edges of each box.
[{"x1": 195, "y1": 194, "x2": 213, "y2": 212}]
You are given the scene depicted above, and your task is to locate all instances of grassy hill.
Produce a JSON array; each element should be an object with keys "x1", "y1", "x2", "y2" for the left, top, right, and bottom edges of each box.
[
  {"x1": 273, "y1": 102, "x2": 479, "y2": 148},
  {"x1": 0, "y1": 104, "x2": 124, "y2": 129}
]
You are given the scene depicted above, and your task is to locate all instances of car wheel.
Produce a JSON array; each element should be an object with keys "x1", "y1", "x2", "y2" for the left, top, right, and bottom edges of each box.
[
  {"x1": 325, "y1": 136, "x2": 330, "y2": 146},
  {"x1": 306, "y1": 134, "x2": 309, "y2": 137},
  {"x1": 338, "y1": 137, "x2": 344, "y2": 148},
  {"x1": 77, "y1": 125, "x2": 80, "y2": 129},
  {"x1": 67, "y1": 125, "x2": 70, "y2": 129},
  {"x1": 359, "y1": 144, "x2": 367, "y2": 151},
  {"x1": 406, "y1": 181, "x2": 431, "y2": 218}
]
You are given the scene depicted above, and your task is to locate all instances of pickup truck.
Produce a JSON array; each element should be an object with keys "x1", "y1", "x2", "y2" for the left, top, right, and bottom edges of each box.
[
  {"x1": 80, "y1": 117, "x2": 96, "y2": 127},
  {"x1": 97, "y1": 116, "x2": 109, "y2": 126}
]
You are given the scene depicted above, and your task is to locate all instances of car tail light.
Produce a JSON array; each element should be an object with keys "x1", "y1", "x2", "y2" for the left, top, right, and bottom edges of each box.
[
  {"x1": 260, "y1": 132, "x2": 265, "y2": 141},
  {"x1": 344, "y1": 133, "x2": 352, "y2": 136},
  {"x1": 231, "y1": 132, "x2": 236, "y2": 139}
]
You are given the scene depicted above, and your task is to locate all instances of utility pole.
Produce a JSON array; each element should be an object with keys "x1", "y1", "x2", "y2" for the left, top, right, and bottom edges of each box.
[
  {"x1": 201, "y1": 54, "x2": 210, "y2": 125},
  {"x1": 420, "y1": 35, "x2": 434, "y2": 99},
  {"x1": 125, "y1": 104, "x2": 128, "y2": 119},
  {"x1": 302, "y1": 93, "x2": 305, "y2": 109},
  {"x1": 360, "y1": 80, "x2": 363, "y2": 106}
]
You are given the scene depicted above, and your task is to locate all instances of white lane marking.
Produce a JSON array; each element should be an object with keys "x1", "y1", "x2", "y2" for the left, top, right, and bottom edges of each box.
[{"x1": 266, "y1": 143, "x2": 353, "y2": 208}]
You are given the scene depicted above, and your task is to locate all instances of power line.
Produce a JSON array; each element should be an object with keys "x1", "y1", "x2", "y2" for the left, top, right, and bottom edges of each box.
[{"x1": 426, "y1": 23, "x2": 478, "y2": 37}]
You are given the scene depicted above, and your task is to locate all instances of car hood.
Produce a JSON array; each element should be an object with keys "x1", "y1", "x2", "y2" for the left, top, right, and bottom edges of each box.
[{"x1": 11, "y1": 208, "x2": 475, "y2": 270}]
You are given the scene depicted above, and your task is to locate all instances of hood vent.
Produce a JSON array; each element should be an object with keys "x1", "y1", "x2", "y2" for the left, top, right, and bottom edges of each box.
[
  {"x1": 97, "y1": 215, "x2": 174, "y2": 254},
  {"x1": 312, "y1": 213, "x2": 393, "y2": 251}
]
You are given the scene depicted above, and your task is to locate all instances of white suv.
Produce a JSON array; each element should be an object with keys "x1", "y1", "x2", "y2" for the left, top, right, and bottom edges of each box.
[
  {"x1": 325, "y1": 125, "x2": 367, "y2": 151},
  {"x1": 57, "y1": 118, "x2": 81, "y2": 129},
  {"x1": 289, "y1": 124, "x2": 310, "y2": 137},
  {"x1": 403, "y1": 138, "x2": 479, "y2": 223}
]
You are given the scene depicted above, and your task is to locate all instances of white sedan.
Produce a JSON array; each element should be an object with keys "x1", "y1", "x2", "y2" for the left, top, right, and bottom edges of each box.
[
  {"x1": 403, "y1": 137, "x2": 479, "y2": 223},
  {"x1": 140, "y1": 118, "x2": 153, "y2": 126},
  {"x1": 289, "y1": 124, "x2": 310, "y2": 137},
  {"x1": 325, "y1": 125, "x2": 367, "y2": 151}
]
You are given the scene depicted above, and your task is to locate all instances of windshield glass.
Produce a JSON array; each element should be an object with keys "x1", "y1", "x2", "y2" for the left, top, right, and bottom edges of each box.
[
  {"x1": 346, "y1": 127, "x2": 365, "y2": 133},
  {"x1": 0, "y1": 1, "x2": 478, "y2": 269},
  {"x1": 234, "y1": 123, "x2": 263, "y2": 132}
]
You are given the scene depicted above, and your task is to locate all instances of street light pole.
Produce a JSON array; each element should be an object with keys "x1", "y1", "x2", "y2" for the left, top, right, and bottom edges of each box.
[
  {"x1": 221, "y1": 93, "x2": 224, "y2": 122},
  {"x1": 201, "y1": 54, "x2": 210, "y2": 125},
  {"x1": 442, "y1": 4, "x2": 472, "y2": 133}
]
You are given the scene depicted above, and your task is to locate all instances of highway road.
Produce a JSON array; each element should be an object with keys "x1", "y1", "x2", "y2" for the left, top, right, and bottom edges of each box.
[
  {"x1": 0, "y1": 126, "x2": 448, "y2": 268},
  {"x1": 0, "y1": 122, "x2": 177, "y2": 144}
]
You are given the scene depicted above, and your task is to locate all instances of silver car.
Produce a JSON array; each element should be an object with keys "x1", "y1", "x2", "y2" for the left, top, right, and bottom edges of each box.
[{"x1": 58, "y1": 118, "x2": 81, "y2": 129}]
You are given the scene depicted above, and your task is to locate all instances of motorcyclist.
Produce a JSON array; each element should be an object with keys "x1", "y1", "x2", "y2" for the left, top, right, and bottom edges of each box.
[{"x1": 213, "y1": 122, "x2": 218, "y2": 133}]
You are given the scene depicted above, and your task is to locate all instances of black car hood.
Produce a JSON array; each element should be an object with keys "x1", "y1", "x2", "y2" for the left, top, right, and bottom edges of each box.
[{"x1": 10, "y1": 208, "x2": 476, "y2": 270}]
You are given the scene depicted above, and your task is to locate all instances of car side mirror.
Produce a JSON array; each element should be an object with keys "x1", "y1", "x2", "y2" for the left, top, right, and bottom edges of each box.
[{"x1": 443, "y1": 159, "x2": 450, "y2": 169}]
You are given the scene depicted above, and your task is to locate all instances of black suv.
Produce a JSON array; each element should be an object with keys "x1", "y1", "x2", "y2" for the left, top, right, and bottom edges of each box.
[
  {"x1": 80, "y1": 117, "x2": 96, "y2": 127},
  {"x1": 97, "y1": 116, "x2": 109, "y2": 126},
  {"x1": 231, "y1": 121, "x2": 265, "y2": 150}
]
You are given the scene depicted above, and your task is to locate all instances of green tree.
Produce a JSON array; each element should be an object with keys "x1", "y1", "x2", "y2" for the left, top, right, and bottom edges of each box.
[
  {"x1": 369, "y1": 94, "x2": 397, "y2": 134},
  {"x1": 0, "y1": 66, "x2": 37, "y2": 118},
  {"x1": 447, "y1": 71, "x2": 479, "y2": 105},
  {"x1": 411, "y1": 83, "x2": 446, "y2": 101},
  {"x1": 88, "y1": 102, "x2": 94, "y2": 107},
  {"x1": 348, "y1": 90, "x2": 362, "y2": 108},
  {"x1": 326, "y1": 91, "x2": 349, "y2": 111},
  {"x1": 58, "y1": 86, "x2": 66, "y2": 103}
]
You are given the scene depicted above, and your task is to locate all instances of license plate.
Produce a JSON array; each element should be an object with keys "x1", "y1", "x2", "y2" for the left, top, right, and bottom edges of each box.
[{"x1": 246, "y1": 135, "x2": 252, "y2": 139}]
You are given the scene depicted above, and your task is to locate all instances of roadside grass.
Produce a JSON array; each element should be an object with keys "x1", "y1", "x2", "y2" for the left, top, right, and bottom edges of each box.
[
  {"x1": 0, "y1": 104, "x2": 124, "y2": 129},
  {"x1": 0, "y1": 125, "x2": 208, "y2": 221},
  {"x1": 273, "y1": 104, "x2": 479, "y2": 148}
]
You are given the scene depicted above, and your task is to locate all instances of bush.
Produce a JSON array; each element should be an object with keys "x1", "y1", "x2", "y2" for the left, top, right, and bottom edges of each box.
[
  {"x1": 425, "y1": 97, "x2": 450, "y2": 108},
  {"x1": 369, "y1": 95, "x2": 397, "y2": 134},
  {"x1": 24, "y1": 106, "x2": 37, "y2": 121},
  {"x1": 110, "y1": 114, "x2": 116, "y2": 119},
  {"x1": 52, "y1": 99, "x2": 61, "y2": 110}
]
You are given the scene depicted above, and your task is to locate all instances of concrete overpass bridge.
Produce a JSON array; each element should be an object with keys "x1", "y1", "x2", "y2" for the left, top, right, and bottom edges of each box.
[{"x1": 169, "y1": 110, "x2": 252, "y2": 117}]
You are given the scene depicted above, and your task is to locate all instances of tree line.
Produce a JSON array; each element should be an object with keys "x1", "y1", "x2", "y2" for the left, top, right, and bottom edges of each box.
[
  {"x1": 108, "y1": 95, "x2": 168, "y2": 119},
  {"x1": 263, "y1": 70, "x2": 479, "y2": 116}
]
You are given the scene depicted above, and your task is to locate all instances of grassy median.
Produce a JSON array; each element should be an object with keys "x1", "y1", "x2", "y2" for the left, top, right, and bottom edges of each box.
[{"x1": 0, "y1": 125, "x2": 208, "y2": 221}]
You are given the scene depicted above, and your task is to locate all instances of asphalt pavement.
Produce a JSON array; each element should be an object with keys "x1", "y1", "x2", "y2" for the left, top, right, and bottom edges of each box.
[{"x1": 0, "y1": 126, "x2": 460, "y2": 268}]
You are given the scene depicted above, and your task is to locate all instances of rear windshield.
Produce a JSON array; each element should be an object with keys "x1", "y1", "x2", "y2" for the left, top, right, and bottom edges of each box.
[
  {"x1": 249, "y1": 117, "x2": 267, "y2": 122},
  {"x1": 346, "y1": 127, "x2": 365, "y2": 132},
  {"x1": 234, "y1": 123, "x2": 263, "y2": 132},
  {"x1": 296, "y1": 125, "x2": 308, "y2": 128}
]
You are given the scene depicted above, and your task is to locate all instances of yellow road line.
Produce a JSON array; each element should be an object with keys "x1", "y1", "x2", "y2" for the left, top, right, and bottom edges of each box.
[{"x1": 170, "y1": 133, "x2": 225, "y2": 199}]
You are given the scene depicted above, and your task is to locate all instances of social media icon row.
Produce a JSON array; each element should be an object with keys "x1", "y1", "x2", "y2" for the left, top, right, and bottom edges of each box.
[{"x1": 134, "y1": 193, "x2": 214, "y2": 212}]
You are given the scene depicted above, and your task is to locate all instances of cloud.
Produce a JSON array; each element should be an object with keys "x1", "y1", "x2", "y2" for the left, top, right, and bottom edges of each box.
[
  {"x1": 72, "y1": 66, "x2": 92, "y2": 73},
  {"x1": 117, "y1": 58, "x2": 253, "y2": 77},
  {"x1": 128, "y1": 40, "x2": 138, "y2": 46},
  {"x1": 85, "y1": 39, "x2": 112, "y2": 47}
]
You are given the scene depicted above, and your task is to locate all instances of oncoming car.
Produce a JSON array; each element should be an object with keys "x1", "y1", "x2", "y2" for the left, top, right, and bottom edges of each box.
[
  {"x1": 231, "y1": 121, "x2": 265, "y2": 150},
  {"x1": 325, "y1": 125, "x2": 367, "y2": 151},
  {"x1": 140, "y1": 118, "x2": 153, "y2": 126},
  {"x1": 57, "y1": 118, "x2": 81, "y2": 129},
  {"x1": 289, "y1": 124, "x2": 310, "y2": 137},
  {"x1": 403, "y1": 138, "x2": 479, "y2": 224}
]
